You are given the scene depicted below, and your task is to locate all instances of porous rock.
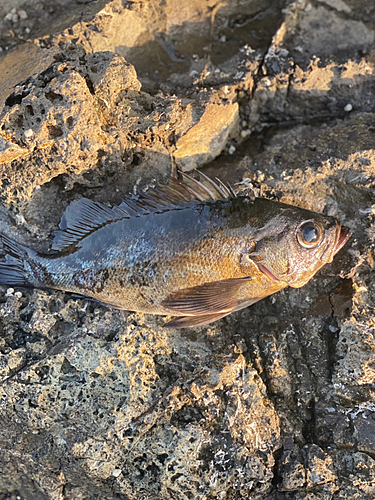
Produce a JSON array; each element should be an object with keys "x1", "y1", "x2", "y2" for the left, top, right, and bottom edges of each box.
[
  {"x1": 0, "y1": 44, "x2": 242, "y2": 206},
  {"x1": 0, "y1": 293, "x2": 280, "y2": 499}
]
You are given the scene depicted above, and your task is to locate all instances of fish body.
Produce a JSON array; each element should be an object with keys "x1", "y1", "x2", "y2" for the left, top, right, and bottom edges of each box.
[{"x1": 0, "y1": 173, "x2": 350, "y2": 328}]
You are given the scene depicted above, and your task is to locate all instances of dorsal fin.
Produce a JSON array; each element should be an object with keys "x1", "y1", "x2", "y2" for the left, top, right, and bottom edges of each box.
[
  {"x1": 51, "y1": 198, "x2": 131, "y2": 250},
  {"x1": 182, "y1": 171, "x2": 235, "y2": 199},
  {"x1": 52, "y1": 171, "x2": 236, "y2": 251},
  {"x1": 128, "y1": 171, "x2": 234, "y2": 211}
]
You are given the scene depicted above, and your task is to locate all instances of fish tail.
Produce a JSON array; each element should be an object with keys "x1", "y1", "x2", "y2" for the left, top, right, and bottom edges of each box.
[{"x1": 0, "y1": 234, "x2": 33, "y2": 287}]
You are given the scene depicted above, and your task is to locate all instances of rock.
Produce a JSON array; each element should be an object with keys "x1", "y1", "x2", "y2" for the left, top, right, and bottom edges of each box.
[
  {"x1": 0, "y1": 0, "x2": 109, "y2": 57},
  {"x1": 279, "y1": 445, "x2": 306, "y2": 491},
  {"x1": 246, "y1": 2, "x2": 375, "y2": 131},
  {"x1": 0, "y1": 297, "x2": 280, "y2": 499},
  {"x1": 34, "y1": 0, "x2": 269, "y2": 82},
  {"x1": 0, "y1": 44, "x2": 243, "y2": 206},
  {"x1": 174, "y1": 99, "x2": 239, "y2": 171},
  {"x1": 353, "y1": 411, "x2": 375, "y2": 455},
  {"x1": 304, "y1": 445, "x2": 337, "y2": 491},
  {"x1": 291, "y1": 5, "x2": 374, "y2": 60},
  {"x1": 0, "y1": 46, "x2": 113, "y2": 205},
  {"x1": 317, "y1": 0, "x2": 352, "y2": 13},
  {"x1": 0, "y1": 43, "x2": 57, "y2": 108},
  {"x1": 333, "y1": 451, "x2": 375, "y2": 499}
]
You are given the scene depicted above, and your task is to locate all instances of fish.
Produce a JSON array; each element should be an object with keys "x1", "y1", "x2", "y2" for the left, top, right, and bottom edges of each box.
[{"x1": 0, "y1": 172, "x2": 351, "y2": 328}]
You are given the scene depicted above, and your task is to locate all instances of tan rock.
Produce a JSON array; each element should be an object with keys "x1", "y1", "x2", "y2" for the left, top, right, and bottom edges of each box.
[
  {"x1": 0, "y1": 68, "x2": 108, "y2": 203},
  {"x1": 174, "y1": 100, "x2": 239, "y2": 171}
]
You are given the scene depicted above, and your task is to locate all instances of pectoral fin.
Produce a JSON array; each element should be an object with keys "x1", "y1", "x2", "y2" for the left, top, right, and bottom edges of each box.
[
  {"x1": 160, "y1": 277, "x2": 252, "y2": 315},
  {"x1": 164, "y1": 287, "x2": 262, "y2": 328},
  {"x1": 164, "y1": 295, "x2": 264, "y2": 329}
]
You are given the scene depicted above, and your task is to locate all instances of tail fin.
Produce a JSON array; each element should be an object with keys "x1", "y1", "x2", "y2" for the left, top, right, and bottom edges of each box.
[{"x1": 0, "y1": 234, "x2": 32, "y2": 287}]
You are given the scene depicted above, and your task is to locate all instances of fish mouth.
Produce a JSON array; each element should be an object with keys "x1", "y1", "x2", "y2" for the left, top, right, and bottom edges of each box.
[
  {"x1": 334, "y1": 224, "x2": 351, "y2": 255},
  {"x1": 320, "y1": 223, "x2": 351, "y2": 263}
]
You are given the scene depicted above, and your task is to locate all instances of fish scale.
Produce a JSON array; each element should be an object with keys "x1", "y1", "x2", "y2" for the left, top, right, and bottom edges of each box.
[{"x1": 0, "y1": 172, "x2": 351, "y2": 328}]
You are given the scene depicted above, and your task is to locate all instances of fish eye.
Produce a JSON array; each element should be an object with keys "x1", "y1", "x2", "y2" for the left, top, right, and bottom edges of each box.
[{"x1": 296, "y1": 220, "x2": 324, "y2": 249}]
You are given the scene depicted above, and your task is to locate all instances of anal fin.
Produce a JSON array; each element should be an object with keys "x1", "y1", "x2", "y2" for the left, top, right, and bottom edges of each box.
[{"x1": 164, "y1": 311, "x2": 232, "y2": 329}]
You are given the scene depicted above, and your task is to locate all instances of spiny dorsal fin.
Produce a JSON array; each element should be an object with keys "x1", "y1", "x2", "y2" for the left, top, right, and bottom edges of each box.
[
  {"x1": 183, "y1": 171, "x2": 235, "y2": 199},
  {"x1": 52, "y1": 171, "x2": 236, "y2": 251},
  {"x1": 178, "y1": 171, "x2": 235, "y2": 200},
  {"x1": 128, "y1": 171, "x2": 234, "y2": 210}
]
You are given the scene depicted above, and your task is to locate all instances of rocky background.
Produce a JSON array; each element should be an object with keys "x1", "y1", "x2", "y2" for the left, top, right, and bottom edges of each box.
[{"x1": 0, "y1": 0, "x2": 374, "y2": 499}]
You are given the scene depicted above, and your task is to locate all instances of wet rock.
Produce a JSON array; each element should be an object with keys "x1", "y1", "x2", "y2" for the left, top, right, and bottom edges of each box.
[
  {"x1": 246, "y1": 2, "x2": 375, "y2": 130},
  {"x1": 34, "y1": 0, "x2": 276, "y2": 82}
]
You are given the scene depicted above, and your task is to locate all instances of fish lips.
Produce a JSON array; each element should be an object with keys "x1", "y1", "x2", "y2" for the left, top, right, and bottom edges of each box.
[
  {"x1": 334, "y1": 224, "x2": 351, "y2": 254},
  {"x1": 320, "y1": 223, "x2": 351, "y2": 263}
]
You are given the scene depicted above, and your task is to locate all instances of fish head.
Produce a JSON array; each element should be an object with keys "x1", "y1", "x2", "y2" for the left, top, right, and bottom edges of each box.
[{"x1": 242, "y1": 202, "x2": 351, "y2": 288}]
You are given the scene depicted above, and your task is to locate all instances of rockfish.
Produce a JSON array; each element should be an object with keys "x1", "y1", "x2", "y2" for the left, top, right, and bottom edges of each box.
[{"x1": 0, "y1": 172, "x2": 350, "y2": 328}]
